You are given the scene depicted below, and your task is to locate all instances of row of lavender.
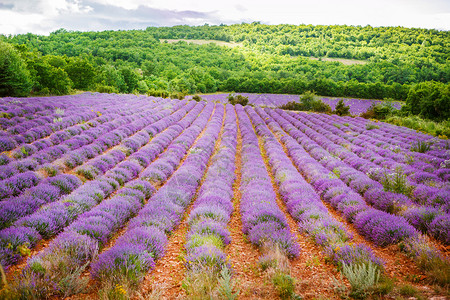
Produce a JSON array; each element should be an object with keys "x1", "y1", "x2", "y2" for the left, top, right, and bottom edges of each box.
[
  {"x1": 246, "y1": 106, "x2": 383, "y2": 268},
  {"x1": 0, "y1": 93, "x2": 151, "y2": 151},
  {"x1": 280, "y1": 110, "x2": 449, "y2": 244},
  {"x1": 0, "y1": 97, "x2": 198, "y2": 270},
  {"x1": 236, "y1": 105, "x2": 300, "y2": 257},
  {"x1": 335, "y1": 114, "x2": 448, "y2": 156},
  {"x1": 0, "y1": 95, "x2": 161, "y2": 179},
  {"x1": 183, "y1": 104, "x2": 236, "y2": 278},
  {"x1": 91, "y1": 102, "x2": 224, "y2": 292},
  {"x1": 2, "y1": 101, "x2": 220, "y2": 297},
  {"x1": 256, "y1": 107, "x2": 447, "y2": 268},
  {"x1": 303, "y1": 112, "x2": 449, "y2": 170},
  {"x1": 0, "y1": 100, "x2": 166, "y2": 201},
  {"x1": 0, "y1": 99, "x2": 185, "y2": 229},
  {"x1": 186, "y1": 93, "x2": 402, "y2": 115}
]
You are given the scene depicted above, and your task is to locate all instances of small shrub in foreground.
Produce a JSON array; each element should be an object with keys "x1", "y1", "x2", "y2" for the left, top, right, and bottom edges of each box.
[
  {"x1": 271, "y1": 271, "x2": 296, "y2": 300},
  {"x1": 342, "y1": 261, "x2": 380, "y2": 299},
  {"x1": 217, "y1": 266, "x2": 239, "y2": 300}
]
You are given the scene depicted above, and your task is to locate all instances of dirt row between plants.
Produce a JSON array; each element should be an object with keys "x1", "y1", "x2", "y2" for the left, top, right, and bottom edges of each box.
[
  {"x1": 137, "y1": 105, "x2": 225, "y2": 299},
  {"x1": 256, "y1": 133, "x2": 344, "y2": 299},
  {"x1": 225, "y1": 113, "x2": 278, "y2": 299},
  {"x1": 263, "y1": 112, "x2": 449, "y2": 299}
]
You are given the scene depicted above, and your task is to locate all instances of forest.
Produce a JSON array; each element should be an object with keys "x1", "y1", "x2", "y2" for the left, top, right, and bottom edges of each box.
[
  {"x1": 0, "y1": 23, "x2": 450, "y2": 299},
  {"x1": 0, "y1": 23, "x2": 449, "y2": 119}
]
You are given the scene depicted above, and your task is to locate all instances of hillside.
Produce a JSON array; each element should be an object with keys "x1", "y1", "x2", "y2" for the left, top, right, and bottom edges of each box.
[{"x1": 0, "y1": 23, "x2": 449, "y2": 102}]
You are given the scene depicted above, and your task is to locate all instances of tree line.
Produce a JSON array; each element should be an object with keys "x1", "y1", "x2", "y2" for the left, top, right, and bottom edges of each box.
[{"x1": 0, "y1": 23, "x2": 448, "y2": 120}]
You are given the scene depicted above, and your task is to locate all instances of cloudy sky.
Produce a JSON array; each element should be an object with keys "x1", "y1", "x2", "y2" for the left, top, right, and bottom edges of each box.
[{"x1": 0, "y1": 0, "x2": 449, "y2": 35}]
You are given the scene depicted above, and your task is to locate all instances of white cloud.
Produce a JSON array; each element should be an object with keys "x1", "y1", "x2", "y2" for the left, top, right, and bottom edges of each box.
[
  {"x1": 0, "y1": 0, "x2": 448, "y2": 35},
  {"x1": 1, "y1": 0, "x2": 92, "y2": 15},
  {"x1": 0, "y1": 10, "x2": 46, "y2": 35}
]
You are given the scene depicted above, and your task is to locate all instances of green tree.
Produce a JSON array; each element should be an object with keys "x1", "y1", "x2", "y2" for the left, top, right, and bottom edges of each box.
[
  {"x1": 30, "y1": 61, "x2": 72, "y2": 95},
  {"x1": 64, "y1": 57, "x2": 96, "y2": 89},
  {"x1": 334, "y1": 99, "x2": 350, "y2": 116},
  {"x1": 120, "y1": 67, "x2": 140, "y2": 93},
  {"x1": 0, "y1": 41, "x2": 33, "y2": 96},
  {"x1": 95, "y1": 64, "x2": 127, "y2": 93},
  {"x1": 406, "y1": 81, "x2": 450, "y2": 120},
  {"x1": 299, "y1": 90, "x2": 317, "y2": 110},
  {"x1": 26, "y1": 55, "x2": 72, "y2": 95}
]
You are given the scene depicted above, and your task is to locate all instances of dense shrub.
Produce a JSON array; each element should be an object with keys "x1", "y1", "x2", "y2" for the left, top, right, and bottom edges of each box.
[
  {"x1": 360, "y1": 99, "x2": 396, "y2": 119},
  {"x1": 227, "y1": 93, "x2": 249, "y2": 106},
  {"x1": 334, "y1": 99, "x2": 351, "y2": 116},
  {"x1": 405, "y1": 81, "x2": 450, "y2": 120},
  {"x1": 279, "y1": 91, "x2": 332, "y2": 113},
  {"x1": 0, "y1": 41, "x2": 33, "y2": 97},
  {"x1": 192, "y1": 95, "x2": 203, "y2": 102}
]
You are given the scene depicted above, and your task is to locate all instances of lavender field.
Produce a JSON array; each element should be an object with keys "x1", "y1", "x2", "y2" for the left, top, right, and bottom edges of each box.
[
  {"x1": 186, "y1": 93, "x2": 404, "y2": 115},
  {"x1": 0, "y1": 93, "x2": 448, "y2": 299}
]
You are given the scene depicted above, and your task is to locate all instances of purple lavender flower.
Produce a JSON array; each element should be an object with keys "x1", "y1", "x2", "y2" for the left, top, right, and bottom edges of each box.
[
  {"x1": 428, "y1": 215, "x2": 450, "y2": 245},
  {"x1": 32, "y1": 231, "x2": 98, "y2": 269},
  {"x1": 325, "y1": 243, "x2": 384, "y2": 269},
  {"x1": 0, "y1": 165, "x2": 18, "y2": 180},
  {"x1": 0, "y1": 226, "x2": 41, "y2": 249},
  {"x1": 91, "y1": 242, "x2": 155, "y2": 284},
  {"x1": 354, "y1": 209, "x2": 418, "y2": 246},
  {"x1": 248, "y1": 221, "x2": 300, "y2": 258},
  {"x1": 184, "y1": 245, "x2": 227, "y2": 271},
  {"x1": 0, "y1": 247, "x2": 21, "y2": 270},
  {"x1": 67, "y1": 216, "x2": 115, "y2": 247},
  {"x1": 364, "y1": 188, "x2": 410, "y2": 214},
  {"x1": 402, "y1": 206, "x2": 442, "y2": 233},
  {"x1": 188, "y1": 205, "x2": 230, "y2": 226},
  {"x1": 0, "y1": 154, "x2": 11, "y2": 166},
  {"x1": 0, "y1": 171, "x2": 40, "y2": 199},
  {"x1": 188, "y1": 219, "x2": 231, "y2": 245},
  {"x1": 117, "y1": 226, "x2": 167, "y2": 260},
  {"x1": 45, "y1": 174, "x2": 82, "y2": 194},
  {"x1": 123, "y1": 179, "x2": 155, "y2": 198}
]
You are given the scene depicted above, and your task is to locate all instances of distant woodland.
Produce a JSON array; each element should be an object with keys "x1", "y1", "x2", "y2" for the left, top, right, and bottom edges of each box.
[{"x1": 0, "y1": 23, "x2": 449, "y2": 118}]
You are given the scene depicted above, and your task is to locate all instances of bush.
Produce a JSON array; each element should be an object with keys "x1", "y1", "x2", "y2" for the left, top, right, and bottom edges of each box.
[
  {"x1": 405, "y1": 81, "x2": 450, "y2": 121},
  {"x1": 227, "y1": 93, "x2": 249, "y2": 106},
  {"x1": 342, "y1": 262, "x2": 380, "y2": 299},
  {"x1": 192, "y1": 95, "x2": 203, "y2": 102},
  {"x1": 279, "y1": 91, "x2": 332, "y2": 113},
  {"x1": 0, "y1": 41, "x2": 33, "y2": 97},
  {"x1": 299, "y1": 90, "x2": 316, "y2": 110},
  {"x1": 272, "y1": 271, "x2": 296, "y2": 300},
  {"x1": 169, "y1": 92, "x2": 185, "y2": 100},
  {"x1": 365, "y1": 123, "x2": 379, "y2": 130},
  {"x1": 334, "y1": 99, "x2": 350, "y2": 116},
  {"x1": 278, "y1": 101, "x2": 303, "y2": 111},
  {"x1": 361, "y1": 99, "x2": 397, "y2": 119},
  {"x1": 311, "y1": 99, "x2": 332, "y2": 113},
  {"x1": 410, "y1": 140, "x2": 431, "y2": 153},
  {"x1": 385, "y1": 115, "x2": 450, "y2": 138},
  {"x1": 92, "y1": 84, "x2": 119, "y2": 94},
  {"x1": 147, "y1": 89, "x2": 169, "y2": 98}
]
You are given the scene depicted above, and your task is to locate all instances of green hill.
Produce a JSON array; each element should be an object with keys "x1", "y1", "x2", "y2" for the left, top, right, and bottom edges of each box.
[{"x1": 1, "y1": 23, "x2": 448, "y2": 102}]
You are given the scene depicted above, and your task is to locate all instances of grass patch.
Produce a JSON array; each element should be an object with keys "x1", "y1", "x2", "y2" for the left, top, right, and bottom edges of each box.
[
  {"x1": 410, "y1": 140, "x2": 431, "y2": 153},
  {"x1": 182, "y1": 265, "x2": 239, "y2": 300},
  {"x1": 397, "y1": 284, "x2": 421, "y2": 297},
  {"x1": 385, "y1": 115, "x2": 450, "y2": 138}
]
